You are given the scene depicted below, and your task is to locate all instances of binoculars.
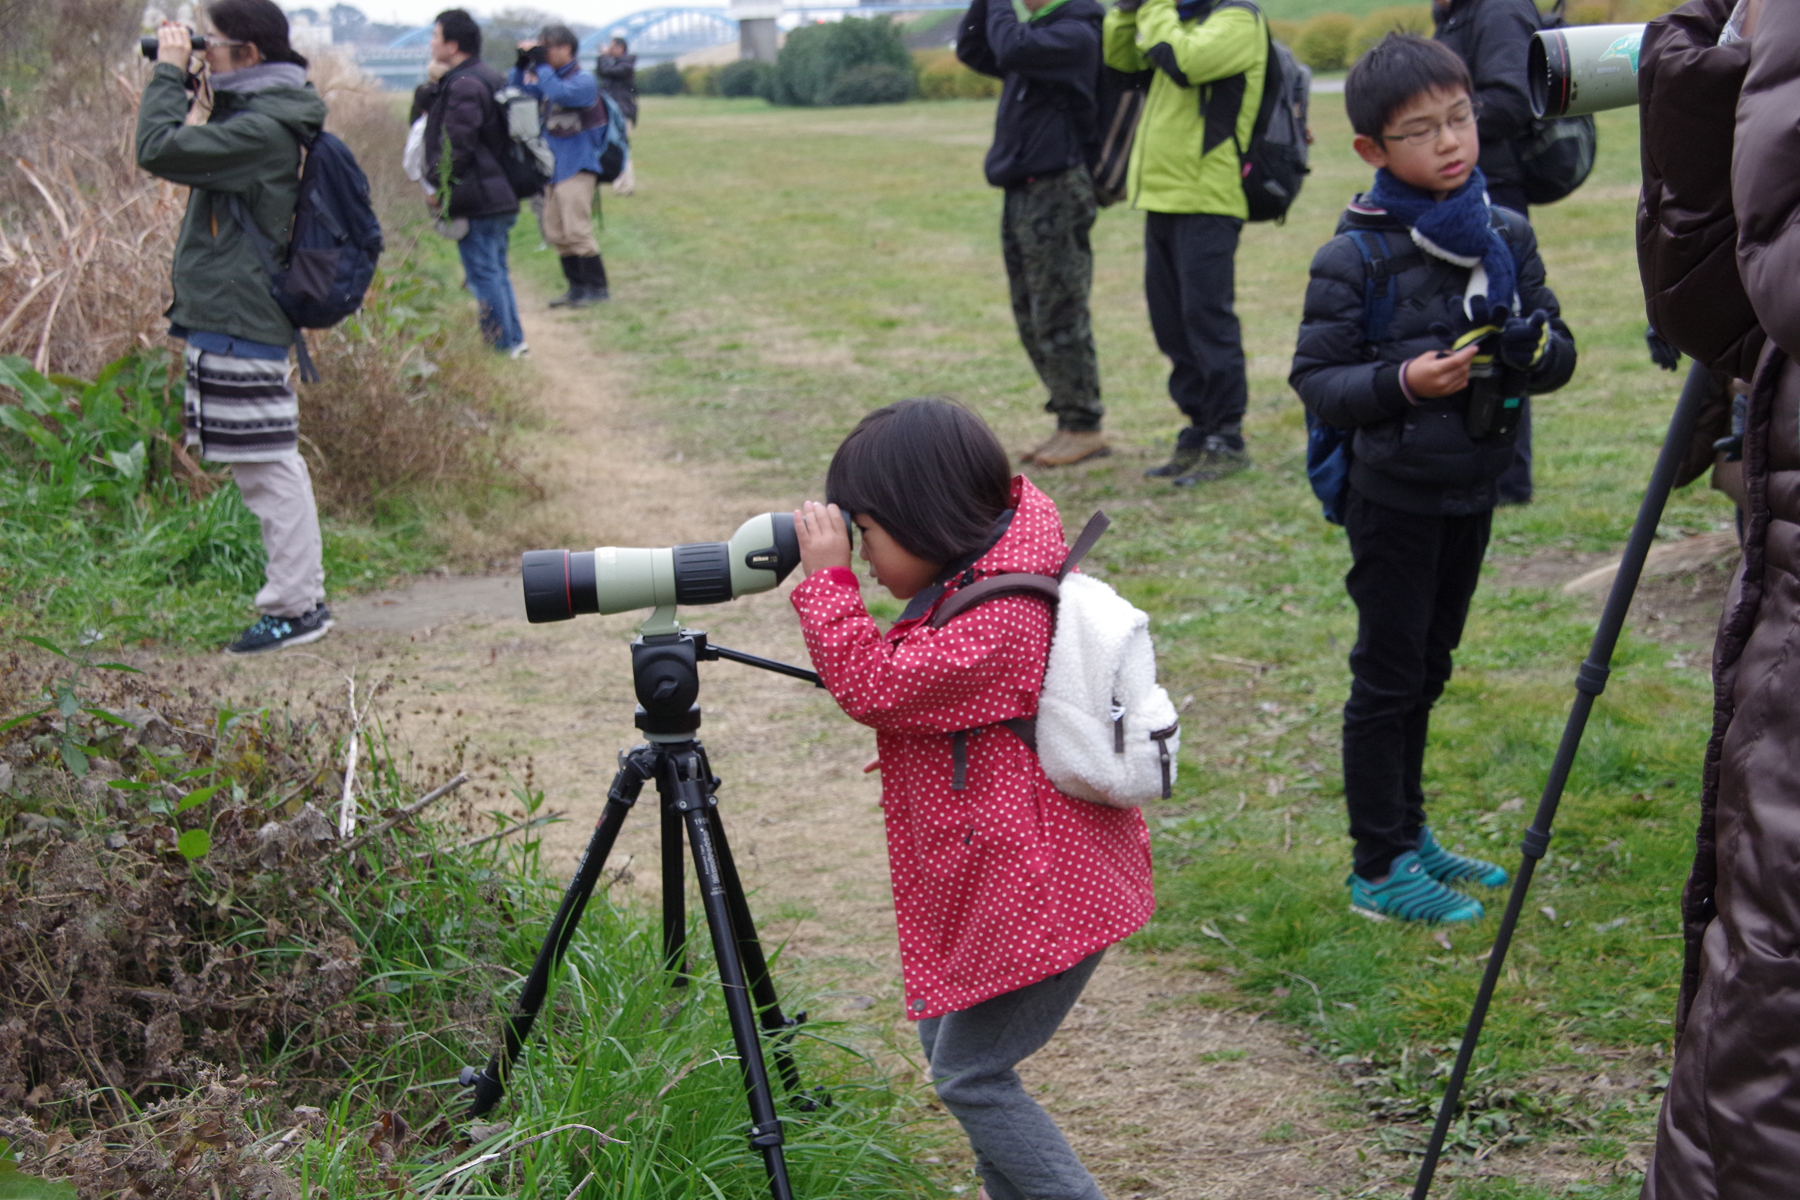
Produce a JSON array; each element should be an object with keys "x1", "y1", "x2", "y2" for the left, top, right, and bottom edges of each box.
[{"x1": 139, "y1": 30, "x2": 211, "y2": 58}]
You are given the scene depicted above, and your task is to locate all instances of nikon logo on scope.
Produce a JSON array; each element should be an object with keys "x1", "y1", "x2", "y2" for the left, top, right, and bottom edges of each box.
[{"x1": 745, "y1": 550, "x2": 781, "y2": 570}]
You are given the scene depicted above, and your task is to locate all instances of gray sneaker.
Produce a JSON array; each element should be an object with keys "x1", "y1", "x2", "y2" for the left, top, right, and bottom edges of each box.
[
  {"x1": 1145, "y1": 443, "x2": 1206, "y2": 478},
  {"x1": 1172, "y1": 438, "x2": 1251, "y2": 486}
]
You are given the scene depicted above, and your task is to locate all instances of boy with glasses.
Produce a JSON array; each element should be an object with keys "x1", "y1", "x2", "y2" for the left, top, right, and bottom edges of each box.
[{"x1": 1289, "y1": 34, "x2": 1576, "y2": 923}]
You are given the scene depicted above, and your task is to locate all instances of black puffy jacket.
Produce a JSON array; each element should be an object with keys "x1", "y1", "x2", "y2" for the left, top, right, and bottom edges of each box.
[
  {"x1": 957, "y1": 0, "x2": 1104, "y2": 189},
  {"x1": 1289, "y1": 199, "x2": 1577, "y2": 516},
  {"x1": 1433, "y1": 0, "x2": 1540, "y2": 200},
  {"x1": 422, "y1": 57, "x2": 518, "y2": 220}
]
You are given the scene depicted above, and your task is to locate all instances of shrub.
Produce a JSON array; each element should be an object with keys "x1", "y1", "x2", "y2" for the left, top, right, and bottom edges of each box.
[
  {"x1": 1349, "y1": 5, "x2": 1434, "y2": 62},
  {"x1": 775, "y1": 16, "x2": 912, "y2": 106},
  {"x1": 639, "y1": 61, "x2": 686, "y2": 95},
  {"x1": 715, "y1": 57, "x2": 776, "y2": 98},
  {"x1": 914, "y1": 48, "x2": 1002, "y2": 99},
  {"x1": 1295, "y1": 12, "x2": 1356, "y2": 72},
  {"x1": 825, "y1": 63, "x2": 914, "y2": 106},
  {"x1": 1268, "y1": 17, "x2": 1303, "y2": 46},
  {"x1": 682, "y1": 64, "x2": 716, "y2": 95}
]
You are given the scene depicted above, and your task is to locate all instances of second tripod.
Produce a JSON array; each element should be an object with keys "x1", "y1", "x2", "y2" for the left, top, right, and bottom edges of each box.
[{"x1": 459, "y1": 627, "x2": 827, "y2": 1200}]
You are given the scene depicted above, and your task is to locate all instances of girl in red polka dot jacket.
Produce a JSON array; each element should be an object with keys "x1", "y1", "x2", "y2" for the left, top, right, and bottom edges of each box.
[{"x1": 791, "y1": 397, "x2": 1154, "y2": 1200}]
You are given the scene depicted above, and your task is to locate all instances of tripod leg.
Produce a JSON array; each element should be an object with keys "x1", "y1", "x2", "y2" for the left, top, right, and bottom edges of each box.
[
  {"x1": 461, "y1": 746, "x2": 655, "y2": 1117},
  {"x1": 662, "y1": 797, "x2": 689, "y2": 985},
  {"x1": 1411, "y1": 359, "x2": 1714, "y2": 1199},
  {"x1": 664, "y1": 748, "x2": 795, "y2": 1200},
  {"x1": 705, "y1": 803, "x2": 813, "y2": 1102}
]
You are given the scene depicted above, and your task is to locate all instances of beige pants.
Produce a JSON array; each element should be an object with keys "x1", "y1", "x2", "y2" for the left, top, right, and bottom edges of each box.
[
  {"x1": 233, "y1": 457, "x2": 326, "y2": 618},
  {"x1": 541, "y1": 171, "x2": 599, "y2": 257}
]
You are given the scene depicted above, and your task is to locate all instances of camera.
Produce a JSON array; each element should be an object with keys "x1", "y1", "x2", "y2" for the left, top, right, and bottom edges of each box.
[
  {"x1": 521, "y1": 512, "x2": 804, "y2": 623},
  {"x1": 516, "y1": 44, "x2": 550, "y2": 71},
  {"x1": 139, "y1": 29, "x2": 210, "y2": 58}
]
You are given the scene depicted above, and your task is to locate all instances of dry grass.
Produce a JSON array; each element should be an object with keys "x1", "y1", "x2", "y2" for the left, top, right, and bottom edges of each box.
[{"x1": 0, "y1": 63, "x2": 184, "y2": 376}]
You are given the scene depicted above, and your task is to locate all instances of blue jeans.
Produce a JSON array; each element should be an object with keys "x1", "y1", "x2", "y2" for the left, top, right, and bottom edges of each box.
[{"x1": 458, "y1": 214, "x2": 523, "y2": 350}]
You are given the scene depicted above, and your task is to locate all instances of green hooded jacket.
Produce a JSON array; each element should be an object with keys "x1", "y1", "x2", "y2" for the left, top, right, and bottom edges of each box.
[
  {"x1": 1103, "y1": 0, "x2": 1265, "y2": 217},
  {"x1": 136, "y1": 62, "x2": 328, "y2": 347}
]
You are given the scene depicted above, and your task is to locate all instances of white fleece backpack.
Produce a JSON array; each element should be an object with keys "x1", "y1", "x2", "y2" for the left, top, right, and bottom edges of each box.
[{"x1": 930, "y1": 512, "x2": 1181, "y2": 808}]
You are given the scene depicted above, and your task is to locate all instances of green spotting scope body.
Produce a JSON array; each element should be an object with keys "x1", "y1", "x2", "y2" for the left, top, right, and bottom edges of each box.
[
  {"x1": 1531, "y1": 23, "x2": 1645, "y2": 118},
  {"x1": 520, "y1": 513, "x2": 803, "y2": 623}
]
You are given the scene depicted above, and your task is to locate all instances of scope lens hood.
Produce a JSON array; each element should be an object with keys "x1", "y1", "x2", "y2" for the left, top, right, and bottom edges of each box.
[{"x1": 521, "y1": 549, "x2": 600, "y2": 622}]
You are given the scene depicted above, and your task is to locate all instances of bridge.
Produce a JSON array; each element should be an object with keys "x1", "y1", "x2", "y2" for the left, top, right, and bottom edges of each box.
[{"x1": 352, "y1": 3, "x2": 966, "y2": 90}]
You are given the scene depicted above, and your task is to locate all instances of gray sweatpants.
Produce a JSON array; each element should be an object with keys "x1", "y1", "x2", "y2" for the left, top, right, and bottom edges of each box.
[
  {"x1": 918, "y1": 950, "x2": 1106, "y2": 1200},
  {"x1": 232, "y1": 457, "x2": 325, "y2": 618}
]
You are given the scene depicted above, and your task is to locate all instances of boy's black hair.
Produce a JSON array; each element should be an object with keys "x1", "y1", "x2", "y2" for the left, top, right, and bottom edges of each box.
[
  {"x1": 1344, "y1": 34, "x2": 1473, "y2": 138},
  {"x1": 825, "y1": 397, "x2": 1012, "y2": 566},
  {"x1": 610, "y1": 37, "x2": 629, "y2": 52},
  {"x1": 208, "y1": 0, "x2": 306, "y2": 67},
  {"x1": 434, "y1": 8, "x2": 481, "y2": 57},
  {"x1": 539, "y1": 23, "x2": 579, "y2": 50}
]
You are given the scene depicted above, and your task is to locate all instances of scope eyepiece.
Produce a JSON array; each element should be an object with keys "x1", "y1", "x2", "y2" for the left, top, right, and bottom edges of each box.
[{"x1": 519, "y1": 512, "x2": 803, "y2": 624}]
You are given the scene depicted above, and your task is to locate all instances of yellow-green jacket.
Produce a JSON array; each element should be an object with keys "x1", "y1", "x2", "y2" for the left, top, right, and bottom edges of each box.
[{"x1": 1103, "y1": 0, "x2": 1266, "y2": 216}]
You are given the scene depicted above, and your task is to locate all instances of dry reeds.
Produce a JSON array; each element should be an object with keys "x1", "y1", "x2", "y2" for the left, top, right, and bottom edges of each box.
[{"x1": 0, "y1": 65, "x2": 185, "y2": 377}]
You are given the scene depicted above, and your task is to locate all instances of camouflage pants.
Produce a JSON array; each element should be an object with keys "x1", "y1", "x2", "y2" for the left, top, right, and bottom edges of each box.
[{"x1": 1002, "y1": 165, "x2": 1103, "y2": 432}]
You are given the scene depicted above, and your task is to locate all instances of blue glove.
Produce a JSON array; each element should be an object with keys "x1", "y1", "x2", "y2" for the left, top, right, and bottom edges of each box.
[
  {"x1": 1466, "y1": 295, "x2": 1509, "y2": 330},
  {"x1": 1498, "y1": 309, "x2": 1550, "y2": 371}
]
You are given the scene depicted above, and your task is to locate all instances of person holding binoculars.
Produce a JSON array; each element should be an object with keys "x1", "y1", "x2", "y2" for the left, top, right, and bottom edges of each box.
[
  {"x1": 135, "y1": 0, "x2": 335, "y2": 655},
  {"x1": 510, "y1": 25, "x2": 613, "y2": 309}
]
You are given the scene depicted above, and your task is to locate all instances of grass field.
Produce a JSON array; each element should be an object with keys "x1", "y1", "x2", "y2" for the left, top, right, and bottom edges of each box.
[{"x1": 497, "y1": 93, "x2": 1725, "y2": 1194}]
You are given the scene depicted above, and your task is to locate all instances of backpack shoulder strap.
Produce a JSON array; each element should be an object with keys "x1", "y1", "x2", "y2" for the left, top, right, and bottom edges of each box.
[
  {"x1": 928, "y1": 573, "x2": 1060, "y2": 629},
  {"x1": 927, "y1": 509, "x2": 1112, "y2": 628},
  {"x1": 1057, "y1": 510, "x2": 1110, "y2": 579},
  {"x1": 1345, "y1": 228, "x2": 1398, "y2": 345}
]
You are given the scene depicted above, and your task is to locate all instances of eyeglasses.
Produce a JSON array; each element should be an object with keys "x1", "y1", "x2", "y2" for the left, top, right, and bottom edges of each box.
[{"x1": 1379, "y1": 103, "x2": 1480, "y2": 147}]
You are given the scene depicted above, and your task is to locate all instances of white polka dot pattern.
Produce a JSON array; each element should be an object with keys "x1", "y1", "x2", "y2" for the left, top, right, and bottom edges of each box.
[{"x1": 790, "y1": 476, "x2": 1156, "y2": 1021}]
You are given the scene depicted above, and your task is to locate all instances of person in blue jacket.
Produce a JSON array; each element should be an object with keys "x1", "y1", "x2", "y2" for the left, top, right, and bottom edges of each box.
[{"x1": 511, "y1": 24, "x2": 610, "y2": 307}]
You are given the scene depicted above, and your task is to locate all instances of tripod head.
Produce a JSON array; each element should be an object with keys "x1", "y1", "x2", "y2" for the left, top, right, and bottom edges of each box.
[{"x1": 632, "y1": 628, "x2": 821, "y2": 741}]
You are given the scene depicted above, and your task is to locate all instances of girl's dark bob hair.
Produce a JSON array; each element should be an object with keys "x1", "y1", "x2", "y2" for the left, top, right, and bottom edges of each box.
[{"x1": 825, "y1": 397, "x2": 1012, "y2": 565}]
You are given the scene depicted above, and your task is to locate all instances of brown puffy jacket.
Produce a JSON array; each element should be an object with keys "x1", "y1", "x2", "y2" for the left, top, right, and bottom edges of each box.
[
  {"x1": 1637, "y1": 0, "x2": 1763, "y2": 381},
  {"x1": 1645, "y1": 0, "x2": 1800, "y2": 1194}
]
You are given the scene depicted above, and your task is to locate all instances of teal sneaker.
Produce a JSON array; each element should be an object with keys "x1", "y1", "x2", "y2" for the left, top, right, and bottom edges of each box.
[
  {"x1": 1348, "y1": 851, "x2": 1485, "y2": 924},
  {"x1": 1417, "y1": 827, "x2": 1510, "y2": 888}
]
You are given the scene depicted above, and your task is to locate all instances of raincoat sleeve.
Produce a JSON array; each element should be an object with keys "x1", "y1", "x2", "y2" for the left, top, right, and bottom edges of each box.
[
  {"x1": 136, "y1": 64, "x2": 291, "y2": 192},
  {"x1": 983, "y1": 0, "x2": 1101, "y2": 80},
  {"x1": 535, "y1": 67, "x2": 598, "y2": 109},
  {"x1": 791, "y1": 569, "x2": 1050, "y2": 735},
  {"x1": 1133, "y1": 0, "x2": 1262, "y2": 88}
]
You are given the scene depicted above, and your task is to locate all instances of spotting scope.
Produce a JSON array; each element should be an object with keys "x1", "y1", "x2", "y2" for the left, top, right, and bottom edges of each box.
[
  {"x1": 1530, "y1": 22, "x2": 1645, "y2": 118},
  {"x1": 521, "y1": 512, "x2": 803, "y2": 623}
]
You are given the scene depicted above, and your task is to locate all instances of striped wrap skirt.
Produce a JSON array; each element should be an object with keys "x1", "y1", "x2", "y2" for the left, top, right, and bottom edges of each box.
[{"x1": 183, "y1": 346, "x2": 300, "y2": 463}]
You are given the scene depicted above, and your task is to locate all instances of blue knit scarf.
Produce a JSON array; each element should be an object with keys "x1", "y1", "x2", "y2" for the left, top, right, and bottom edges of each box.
[{"x1": 1367, "y1": 166, "x2": 1517, "y2": 314}]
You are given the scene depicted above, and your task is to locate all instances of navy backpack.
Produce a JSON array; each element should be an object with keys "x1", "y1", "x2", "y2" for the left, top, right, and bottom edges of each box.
[
  {"x1": 1305, "y1": 229, "x2": 1402, "y2": 524},
  {"x1": 228, "y1": 129, "x2": 384, "y2": 381}
]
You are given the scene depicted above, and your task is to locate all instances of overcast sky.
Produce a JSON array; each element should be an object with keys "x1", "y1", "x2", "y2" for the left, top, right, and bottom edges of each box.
[{"x1": 343, "y1": 1, "x2": 646, "y2": 33}]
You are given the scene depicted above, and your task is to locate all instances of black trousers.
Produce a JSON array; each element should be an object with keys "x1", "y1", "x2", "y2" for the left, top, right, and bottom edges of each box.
[
  {"x1": 1341, "y1": 490, "x2": 1493, "y2": 880},
  {"x1": 1143, "y1": 212, "x2": 1248, "y2": 450}
]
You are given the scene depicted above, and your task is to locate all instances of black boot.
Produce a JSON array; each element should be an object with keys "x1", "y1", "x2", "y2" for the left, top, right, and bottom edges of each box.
[
  {"x1": 581, "y1": 255, "x2": 610, "y2": 304},
  {"x1": 548, "y1": 255, "x2": 581, "y2": 308}
]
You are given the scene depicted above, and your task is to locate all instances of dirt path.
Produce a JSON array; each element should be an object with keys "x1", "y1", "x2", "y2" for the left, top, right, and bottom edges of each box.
[{"x1": 162, "y1": 285, "x2": 1389, "y2": 1198}]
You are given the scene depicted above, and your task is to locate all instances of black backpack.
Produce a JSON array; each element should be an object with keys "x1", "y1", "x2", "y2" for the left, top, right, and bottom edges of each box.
[
  {"x1": 1516, "y1": 0, "x2": 1596, "y2": 205},
  {"x1": 227, "y1": 129, "x2": 384, "y2": 382},
  {"x1": 1194, "y1": 1, "x2": 1311, "y2": 222}
]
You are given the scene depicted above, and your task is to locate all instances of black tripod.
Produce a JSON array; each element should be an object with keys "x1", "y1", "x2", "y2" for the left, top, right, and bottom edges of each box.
[
  {"x1": 1412, "y1": 359, "x2": 1715, "y2": 1197},
  {"x1": 459, "y1": 626, "x2": 826, "y2": 1200}
]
